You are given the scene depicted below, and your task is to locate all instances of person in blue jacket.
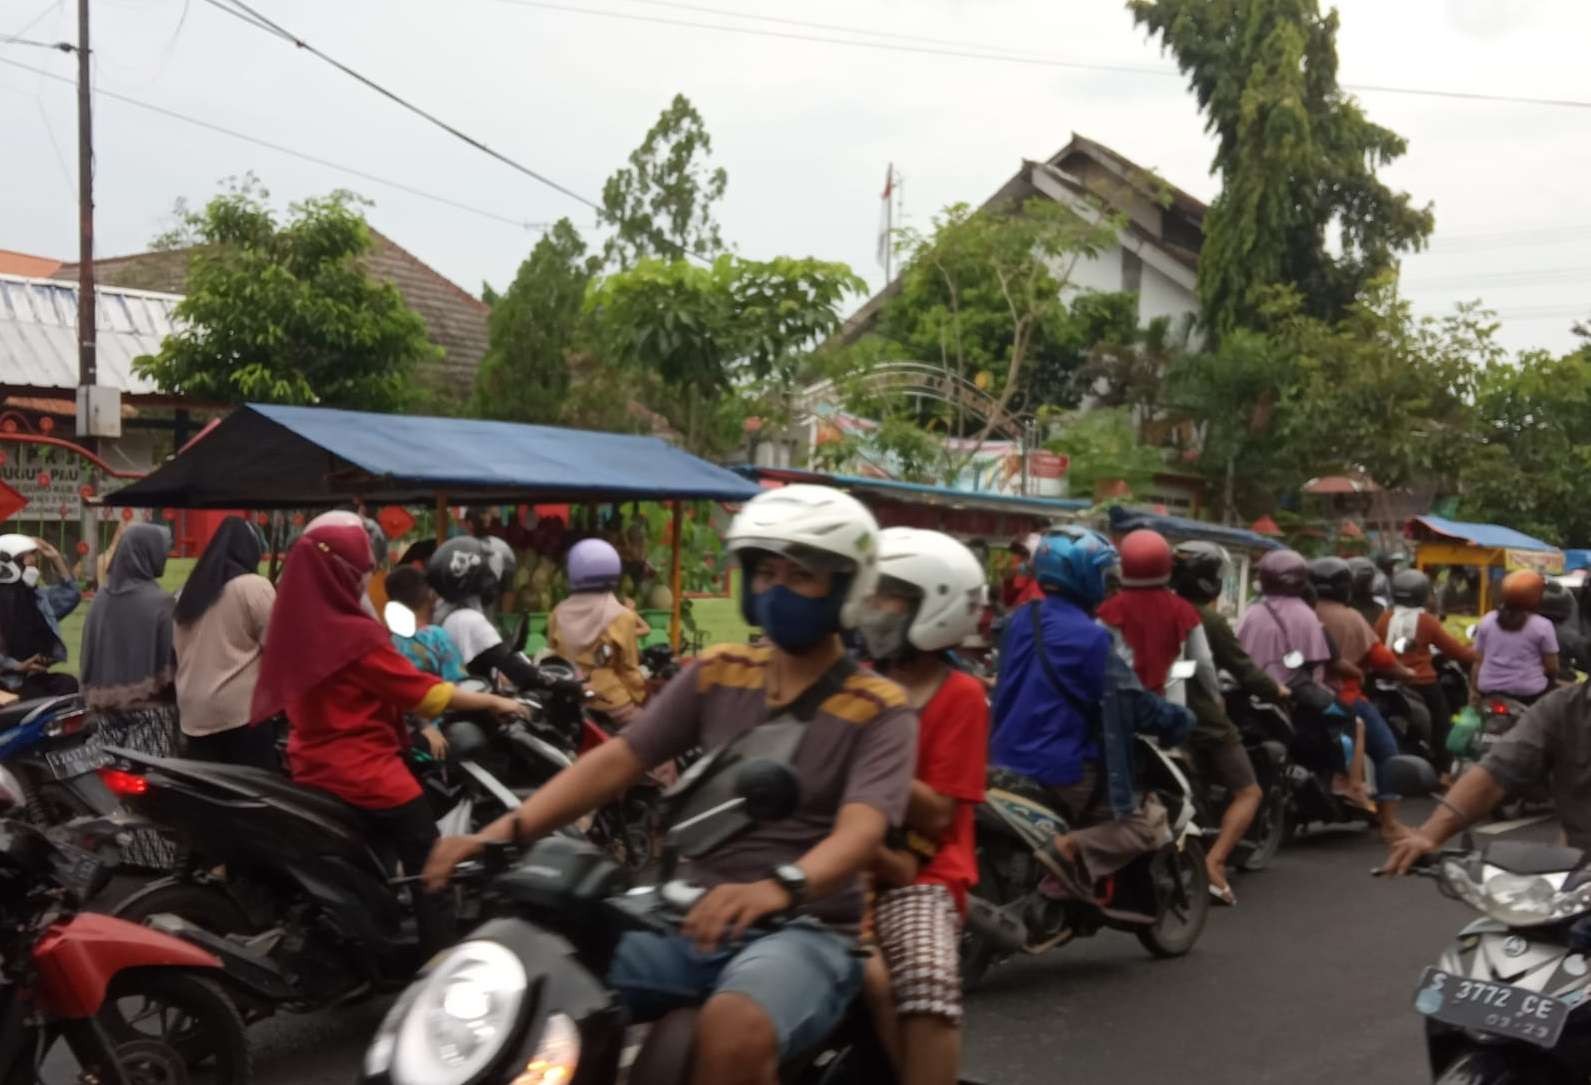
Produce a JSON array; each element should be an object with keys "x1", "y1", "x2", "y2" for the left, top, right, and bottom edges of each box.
[
  {"x1": 0, "y1": 534, "x2": 81, "y2": 699},
  {"x1": 991, "y1": 526, "x2": 1191, "y2": 925}
]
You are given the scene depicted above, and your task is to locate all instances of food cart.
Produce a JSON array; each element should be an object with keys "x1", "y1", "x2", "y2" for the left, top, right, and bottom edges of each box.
[
  {"x1": 100, "y1": 403, "x2": 760, "y2": 649},
  {"x1": 1407, "y1": 515, "x2": 1564, "y2": 623}
]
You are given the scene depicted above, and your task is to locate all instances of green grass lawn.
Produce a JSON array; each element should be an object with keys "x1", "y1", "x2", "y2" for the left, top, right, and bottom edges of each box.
[{"x1": 57, "y1": 558, "x2": 750, "y2": 675}]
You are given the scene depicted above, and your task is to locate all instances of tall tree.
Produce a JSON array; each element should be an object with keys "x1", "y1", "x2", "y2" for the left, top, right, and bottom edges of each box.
[
  {"x1": 1129, "y1": 0, "x2": 1434, "y2": 340},
  {"x1": 135, "y1": 182, "x2": 435, "y2": 409},
  {"x1": 470, "y1": 219, "x2": 596, "y2": 425},
  {"x1": 599, "y1": 94, "x2": 728, "y2": 269}
]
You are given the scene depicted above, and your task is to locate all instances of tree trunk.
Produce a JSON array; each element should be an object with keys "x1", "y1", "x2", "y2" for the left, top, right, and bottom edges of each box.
[{"x1": 1223, "y1": 452, "x2": 1236, "y2": 526}]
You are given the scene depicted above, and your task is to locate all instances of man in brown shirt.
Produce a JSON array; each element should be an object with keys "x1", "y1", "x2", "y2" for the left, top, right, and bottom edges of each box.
[{"x1": 424, "y1": 485, "x2": 917, "y2": 1085}]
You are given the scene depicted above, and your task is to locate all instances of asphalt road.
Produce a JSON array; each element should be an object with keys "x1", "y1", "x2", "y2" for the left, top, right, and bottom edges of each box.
[{"x1": 68, "y1": 802, "x2": 1560, "y2": 1085}]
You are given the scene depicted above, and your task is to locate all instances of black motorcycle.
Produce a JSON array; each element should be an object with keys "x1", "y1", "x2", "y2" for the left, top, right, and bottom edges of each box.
[
  {"x1": 1191, "y1": 677, "x2": 1294, "y2": 872},
  {"x1": 1370, "y1": 674, "x2": 1435, "y2": 761},
  {"x1": 359, "y1": 750, "x2": 963, "y2": 1085}
]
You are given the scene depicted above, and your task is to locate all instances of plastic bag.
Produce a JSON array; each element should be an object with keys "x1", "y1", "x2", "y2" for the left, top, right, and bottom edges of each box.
[{"x1": 1447, "y1": 705, "x2": 1482, "y2": 757}]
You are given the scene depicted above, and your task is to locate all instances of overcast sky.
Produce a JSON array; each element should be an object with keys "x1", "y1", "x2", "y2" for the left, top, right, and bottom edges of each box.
[{"x1": 3, "y1": 0, "x2": 1588, "y2": 356}]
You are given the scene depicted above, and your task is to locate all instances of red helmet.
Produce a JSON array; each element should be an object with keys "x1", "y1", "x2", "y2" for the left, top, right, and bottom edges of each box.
[
  {"x1": 1118, "y1": 529, "x2": 1173, "y2": 588},
  {"x1": 1501, "y1": 570, "x2": 1546, "y2": 611}
]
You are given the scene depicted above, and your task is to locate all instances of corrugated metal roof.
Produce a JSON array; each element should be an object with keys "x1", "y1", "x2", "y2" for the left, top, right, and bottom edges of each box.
[
  {"x1": 1407, "y1": 515, "x2": 1560, "y2": 554},
  {"x1": 0, "y1": 273, "x2": 178, "y2": 394}
]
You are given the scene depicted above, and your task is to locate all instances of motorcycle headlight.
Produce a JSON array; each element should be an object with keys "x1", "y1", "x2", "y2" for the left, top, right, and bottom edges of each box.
[{"x1": 378, "y1": 940, "x2": 529, "y2": 1085}]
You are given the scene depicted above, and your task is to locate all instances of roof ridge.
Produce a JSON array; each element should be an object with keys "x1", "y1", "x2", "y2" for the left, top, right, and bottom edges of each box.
[{"x1": 364, "y1": 226, "x2": 489, "y2": 314}]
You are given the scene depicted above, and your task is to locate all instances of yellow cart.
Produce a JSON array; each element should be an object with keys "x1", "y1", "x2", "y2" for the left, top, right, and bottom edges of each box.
[{"x1": 1408, "y1": 515, "x2": 1563, "y2": 628}]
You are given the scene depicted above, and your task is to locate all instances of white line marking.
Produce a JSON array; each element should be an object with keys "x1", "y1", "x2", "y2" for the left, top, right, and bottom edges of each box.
[{"x1": 1475, "y1": 815, "x2": 1553, "y2": 835}]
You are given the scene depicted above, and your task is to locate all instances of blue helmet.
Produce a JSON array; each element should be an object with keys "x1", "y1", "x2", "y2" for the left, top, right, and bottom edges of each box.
[{"x1": 1032, "y1": 527, "x2": 1119, "y2": 608}]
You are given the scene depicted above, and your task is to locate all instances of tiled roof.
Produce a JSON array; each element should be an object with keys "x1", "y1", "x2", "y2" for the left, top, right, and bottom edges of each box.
[
  {"x1": 0, "y1": 251, "x2": 64, "y2": 278},
  {"x1": 0, "y1": 274, "x2": 177, "y2": 394},
  {"x1": 53, "y1": 227, "x2": 490, "y2": 395}
]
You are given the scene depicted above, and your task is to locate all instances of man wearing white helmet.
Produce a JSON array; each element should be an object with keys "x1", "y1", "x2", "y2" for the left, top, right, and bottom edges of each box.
[
  {"x1": 0, "y1": 534, "x2": 81, "y2": 699},
  {"x1": 857, "y1": 528, "x2": 988, "y2": 1085},
  {"x1": 424, "y1": 485, "x2": 918, "y2": 1085}
]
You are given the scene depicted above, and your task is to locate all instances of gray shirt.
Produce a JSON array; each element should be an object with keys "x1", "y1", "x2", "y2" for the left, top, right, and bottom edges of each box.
[
  {"x1": 623, "y1": 643, "x2": 918, "y2": 929},
  {"x1": 1480, "y1": 683, "x2": 1591, "y2": 848}
]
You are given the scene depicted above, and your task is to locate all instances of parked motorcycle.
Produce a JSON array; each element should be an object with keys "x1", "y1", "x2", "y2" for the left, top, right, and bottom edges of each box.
[
  {"x1": 0, "y1": 766, "x2": 249, "y2": 1085},
  {"x1": 359, "y1": 750, "x2": 959, "y2": 1085},
  {"x1": 1380, "y1": 757, "x2": 1591, "y2": 1083},
  {"x1": 0, "y1": 695, "x2": 116, "y2": 825},
  {"x1": 958, "y1": 733, "x2": 1210, "y2": 992}
]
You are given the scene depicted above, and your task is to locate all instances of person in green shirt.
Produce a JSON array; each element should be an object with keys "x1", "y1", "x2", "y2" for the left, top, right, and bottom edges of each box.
[{"x1": 1171, "y1": 542, "x2": 1289, "y2": 905}]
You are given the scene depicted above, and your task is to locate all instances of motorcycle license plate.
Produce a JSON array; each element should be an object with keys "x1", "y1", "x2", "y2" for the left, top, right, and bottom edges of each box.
[
  {"x1": 1413, "y1": 967, "x2": 1569, "y2": 1048},
  {"x1": 43, "y1": 742, "x2": 110, "y2": 780}
]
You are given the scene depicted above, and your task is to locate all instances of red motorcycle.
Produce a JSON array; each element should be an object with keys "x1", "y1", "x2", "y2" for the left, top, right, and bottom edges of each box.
[{"x1": 0, "y1": 770, "x2": 250, "y2": 1085}]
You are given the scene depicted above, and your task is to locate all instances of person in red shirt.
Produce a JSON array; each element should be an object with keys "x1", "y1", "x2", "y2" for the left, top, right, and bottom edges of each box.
[
  {"x1": 1096, "y1": 530, "x2": 1205, "y2": 694},
  {"x1": 999, "y1": 534, "x2": 1042, "y2": 610},
  {"x1": 856, "y1": 528, "x2": 989, "y2": 1085},
  {"x1": 251, "y1": 512, "x2": 528, "y2": 955}
]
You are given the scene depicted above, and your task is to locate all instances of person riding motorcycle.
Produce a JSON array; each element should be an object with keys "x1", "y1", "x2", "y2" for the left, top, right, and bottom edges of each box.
[
  {"x1": 427, "y1": 535, "x2": 542, "y2": 691},
  {"x1": 1375, "y1": 569, "x2": 1477, "y2": 782},
  {"x1": 422, "y1": 485, "x2": 918, "y2": 1085},
  {"x1": 1346, "y1": 557, "x2": 1385, "y2": 627},
  {"x1": 1169, "y1": 541, "x2": 1277, "y2": 905},
  {"x1": 989, "y1": 527, "x2": 1192, "y2": 925},
  {"x1": 857, "y1": 528, "x2": 988, "y2": 1085},
  {"x1": 1471, "y1": 570, "x2": 1559, "y2": 707},
  {"x1": 0, "y1": 533, "x2": 80, "y2": 700},
  {"x1": 1096, "y1": 529, "x2": 1211, "y2": 698},
  {"x1": 1310, "y1": 557, "x2": 1417, "y2": 842},
  {"x1": 548, "y1": 538, "x2": 651, "y2": 723},
  {"x1": 1540, "y1": 579, "x2": 1591, "y2": 679}
]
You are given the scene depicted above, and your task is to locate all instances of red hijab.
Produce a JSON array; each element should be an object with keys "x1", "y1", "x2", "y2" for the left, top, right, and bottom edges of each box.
[{"x1": 250, "y1": 523, "x2": 390, "y2": 722}]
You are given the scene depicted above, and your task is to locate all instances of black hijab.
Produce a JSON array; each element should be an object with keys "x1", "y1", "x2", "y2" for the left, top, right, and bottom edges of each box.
[
  {"x1": 175, "y1": 517, "x2": 264, "y2": 627},
  {"x1": 0, "y1": 580, "x2": 57, "y2": 662}
]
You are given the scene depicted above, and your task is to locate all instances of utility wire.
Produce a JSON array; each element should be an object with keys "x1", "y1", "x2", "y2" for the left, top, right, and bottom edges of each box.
[
  {"x1": 0, "y1": 54, "x2": 552, "y2": 231},
  {"x1": 2, "y1": 0, "x2": 61, "y2": 44},
  {"x1": 494, "y1": 0, "x2": 1591, "y2": 111},
  {"x1": 0, "y1": 36, "x2": 71, "y2": 51}
]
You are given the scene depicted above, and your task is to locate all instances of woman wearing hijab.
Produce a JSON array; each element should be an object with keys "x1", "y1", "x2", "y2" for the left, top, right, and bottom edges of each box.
[
  {"x1": 254, "y1": 515, "x2": 529, "y2": 956},
  {"x1": 548, "y1": 538, "x2": 650, "y2": 724},
  {"x1": 80, "y1": 523, "x2": 176, "y2": 715},
  {"x1": 174, "y1": 518, "x2": 277, "y2": 769}
]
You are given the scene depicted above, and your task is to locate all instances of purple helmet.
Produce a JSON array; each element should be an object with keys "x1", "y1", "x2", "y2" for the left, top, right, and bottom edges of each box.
[{"x1": 567, "y1": 538, "x2": 622, "y2": 591}]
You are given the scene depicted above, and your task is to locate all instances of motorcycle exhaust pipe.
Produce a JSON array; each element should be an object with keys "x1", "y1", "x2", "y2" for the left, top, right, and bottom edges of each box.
[{"x1": 966, "y1": 896, "x2": 1028, "y2": 955}]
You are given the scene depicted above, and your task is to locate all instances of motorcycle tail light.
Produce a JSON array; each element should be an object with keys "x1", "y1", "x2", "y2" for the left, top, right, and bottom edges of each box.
[
  {"x1": 1488, "y1": 701, "x2": 1510, "y2": 716},
  {"x1": 57, "y1": 711, "x2": 88, "y2": 735},
  {"x1": 98, "y1": 768, "x2": 148, "y2": 797}
]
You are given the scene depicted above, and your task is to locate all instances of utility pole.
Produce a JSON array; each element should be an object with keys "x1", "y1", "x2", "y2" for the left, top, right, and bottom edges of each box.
[{"x1": 76, "y1": 0, "x2": 95, "y2": 399}]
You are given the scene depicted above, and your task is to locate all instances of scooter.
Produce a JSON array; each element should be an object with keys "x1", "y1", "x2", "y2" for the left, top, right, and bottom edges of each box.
[
  {"x1": 958, "y1": 732, "x2": 1210, "y2": 992},
  {"x1": 1378, "y1": 757, "x2": 1591, "y2": 1083},
  {"x1": 360, "y1": 747, "x2": 973, "y2": 1085},
  {"x1": 1370, "y1": 674, "x2": 1435, "y2": 760},
  {"x1": 0, "y1": 766, "x2": 249, "y2": 1085},
  {"x1": 1192, "y1": 675, "x2": 1295, "y2": 871}
]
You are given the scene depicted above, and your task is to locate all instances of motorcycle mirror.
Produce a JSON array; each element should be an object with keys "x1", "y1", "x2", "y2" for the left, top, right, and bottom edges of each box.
[
  {"x1": 734, "y1": 758, "x2": 801, "y2": 822},
  {"x1": 383, "y1": 600, "x2": 418, "y2": 638},
  {"x1": 1168, "y1": 660, "x2": 1198, "y2": 681},
  {"x1": 1283, "y1": 650, "x2": 1305, "y2": 670},
  {"x1": 1393, "y1": 637, "x2": 1411, "y2": 654},
  {"x1": 1380, "y1": 754, "x2": 1438, "y2": 799},
  {"x1": 1465, "y1": 624, "x2": 1478, "y2": 640}
]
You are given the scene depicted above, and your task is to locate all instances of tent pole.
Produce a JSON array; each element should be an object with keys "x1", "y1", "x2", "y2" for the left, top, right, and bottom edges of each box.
[
  {"x1": 435, "y1": 494, "x2": 448, "y2": 545},
  {"x1": 669, "y1": 501, "x2": 683, "y2": 651}
]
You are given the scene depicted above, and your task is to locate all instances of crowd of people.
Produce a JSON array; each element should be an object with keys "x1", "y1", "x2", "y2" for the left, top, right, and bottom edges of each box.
[{"x1": 0, "y1": 488, "x2": 1585, "y2": 1085}]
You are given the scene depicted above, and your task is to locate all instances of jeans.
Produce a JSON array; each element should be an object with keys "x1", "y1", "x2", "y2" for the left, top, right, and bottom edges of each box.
[
  {"x1": 1351, "y1": 697, "x2": 1400, "y2": 802},
  {"x1": 351, "y1": 797, "x2": 455, "y2": 958}
]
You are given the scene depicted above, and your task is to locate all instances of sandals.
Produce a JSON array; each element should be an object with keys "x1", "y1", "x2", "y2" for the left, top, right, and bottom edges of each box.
[{"x1": 1208, "y1": 882, "x2": 1237, "y2": 907}]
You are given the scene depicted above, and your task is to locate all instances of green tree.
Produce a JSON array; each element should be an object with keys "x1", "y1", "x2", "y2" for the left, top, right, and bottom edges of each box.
[
  {"x1": 135, "y1": 183, "x2": 435, "y2": 409},
  {"x1": 599, "y1": 94, "x2": 728, "y2": 269},
  {"x1": 470, "y1": 219, "x2": 597, "y2": 425},
  {"x1": 1129, "y1": 0, "x2": 1434, "y2": 340},
  {"x1": 1047, "y1": 407, "x2": 1166, "y2": 502}
]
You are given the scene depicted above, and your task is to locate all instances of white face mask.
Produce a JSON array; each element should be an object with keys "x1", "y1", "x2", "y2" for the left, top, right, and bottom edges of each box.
[{"x1": 20, "y1": 566, "x2": 40, "y2": 588}]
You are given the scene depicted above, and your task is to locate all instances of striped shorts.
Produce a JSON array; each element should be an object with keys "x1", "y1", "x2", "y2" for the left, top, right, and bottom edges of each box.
[{"x1": 875, "y1": 883, "x2": 963, "y2": 1023}]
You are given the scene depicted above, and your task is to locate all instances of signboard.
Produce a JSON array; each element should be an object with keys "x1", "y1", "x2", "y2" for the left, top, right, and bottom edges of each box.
[{"x1": 0, "y1": 444, "x2": 108, "y2": 523}]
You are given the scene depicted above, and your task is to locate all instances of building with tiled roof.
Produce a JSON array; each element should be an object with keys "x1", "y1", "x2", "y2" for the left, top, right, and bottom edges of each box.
[{"x1": 0, "y1": 250, "x2": 63, "y2": 278}]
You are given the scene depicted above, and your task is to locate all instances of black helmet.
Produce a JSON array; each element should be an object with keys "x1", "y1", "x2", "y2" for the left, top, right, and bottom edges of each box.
[
  {"x1": 1171, "y1": 541, "x2": 1229, "y2": 604},
  {"x1": 1541, "y1": 580, "x2": 1575, "y2": 625},
  {"x1": 1346, "y1": 557, "x2": 1377, "y2": 601},
  {"x1": 1257, "y1": 549, "x2": 1309, "y2": 597},
  {"x1": 1390, "y1": 569, "x2": 1430, "y2": 607},
  {"x1": 427, "y1": 536, "x2": 499, "y2": 605},
  {"x1": 1308, "y1": 557, "x2": 1353, "y2": 604},
  {"x1": 1374, "y1": 550, "x2": 1409, "y2": 578}
]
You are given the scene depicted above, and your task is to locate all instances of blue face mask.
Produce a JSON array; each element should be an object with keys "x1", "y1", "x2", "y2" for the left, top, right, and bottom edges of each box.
[{"x1": 752, "y1": 584, "x2": 841, "y2": 653}]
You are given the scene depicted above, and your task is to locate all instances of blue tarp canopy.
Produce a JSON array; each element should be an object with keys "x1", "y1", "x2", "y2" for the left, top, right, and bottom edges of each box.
[
  {"x1": 1107, "y1": 506, "x2": 1284, "y2": 553},
  {"x1": 1406, "y1": 515, "x2": 1560, "y2": 554},
  {"x1": 732, "y1": 465, "x2": 1091, "y2": 519},
  {"x1": 1565, "y1": 549, "x2": 1591, "y2": 573},
  {"x1": 103, "y1": 404, "x2": 760, "y2": 509}
]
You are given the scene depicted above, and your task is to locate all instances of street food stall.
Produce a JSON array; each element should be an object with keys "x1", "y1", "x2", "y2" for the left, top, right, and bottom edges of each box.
[
  {"x1": 1407, "y1": 515, "x2": 1564, "y2": 622},
  {"x1": 1107, "y1": 506, "x2": 1284, "y2": 615},
  {"x1": 100, "y1": 403, "x2": 761, "y2": 649}
]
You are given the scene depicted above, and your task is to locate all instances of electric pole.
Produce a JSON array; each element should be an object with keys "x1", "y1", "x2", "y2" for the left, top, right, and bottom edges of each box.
[{"x1": 75, "y1": 0, "x2": 98, "y2": 565}]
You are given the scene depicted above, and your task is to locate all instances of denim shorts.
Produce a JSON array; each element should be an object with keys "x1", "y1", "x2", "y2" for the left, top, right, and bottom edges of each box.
[{"x1": 607, "y1": 919, "x2": 862, "y2": 1059}]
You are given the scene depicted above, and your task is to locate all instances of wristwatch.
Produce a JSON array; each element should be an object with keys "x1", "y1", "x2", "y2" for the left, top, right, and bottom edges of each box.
[{"x1": 771, "y1": 864, "x2": 808, "y2": 909}]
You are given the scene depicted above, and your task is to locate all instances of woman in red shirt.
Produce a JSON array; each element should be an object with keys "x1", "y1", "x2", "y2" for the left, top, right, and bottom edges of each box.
[
  {"x1": 858, "y1": 528, "x2": 989, "y2": 1085},
  {"x1": 251, "y1": 514, "x2": 527, "y2": 954}
]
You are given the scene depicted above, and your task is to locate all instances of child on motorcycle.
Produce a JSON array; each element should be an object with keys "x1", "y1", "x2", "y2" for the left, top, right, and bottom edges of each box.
[
  {"x1": 423, "y1": 486, "x2": 918, "y2": 1085},
  {"x1": 548, "y1": 538, "x2": 651, "y2": 724},
  {"x1": 383, "y1": 564, "x2": 466, "y2": 761},
  {"x1": 856, "y1": 528, "x2": 989, "y2": 1085}
]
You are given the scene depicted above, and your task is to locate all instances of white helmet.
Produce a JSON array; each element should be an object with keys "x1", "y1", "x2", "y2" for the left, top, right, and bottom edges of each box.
[
  {"x1": 0, "y1": 535, "x2": 39, "y2": 586},
  {"x1": 875, "y1": 528, "x2": 988, "y2": 651},
  {"x1": 726, "y1": 484, "x2": 880, "y2": 629}
]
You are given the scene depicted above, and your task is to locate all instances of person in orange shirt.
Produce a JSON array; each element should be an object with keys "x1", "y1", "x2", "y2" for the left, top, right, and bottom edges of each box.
[{"x1": 1375, "y1": 569, "x2": 1477, "y2": 784}]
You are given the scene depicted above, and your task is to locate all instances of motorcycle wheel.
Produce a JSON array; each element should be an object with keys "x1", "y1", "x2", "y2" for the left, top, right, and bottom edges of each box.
[
  {"x1": 1435, "y1": 1049, "x2": 1571, "y2": 1085},
  {"x1": 99, "y1": 971, "x2": 251, "y2": 1085},
  {"x1": 959, "y1": 838, "x2": 1023, "y2": 992},
  {"x1": 1137, "y1": 838, "x2": 1210, "y2": 959},
  {"x1": 113, "y1": 882, "x2": 253, "y2": 939},
  {"x1": 1238, "y1": 785, "x2": 1289, "y2": 873}
]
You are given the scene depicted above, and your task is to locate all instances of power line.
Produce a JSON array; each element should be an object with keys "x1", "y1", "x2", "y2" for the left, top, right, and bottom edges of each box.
[
  {"x1": 493, "y1": 0, "x2": 1591, "y2": 111},
  {"x1": 0, "y1": 54, "x2": 552, "y2": 231},
  {"x1": 0, "y1": 36, "x2": 71, "y2": 51},
  {"x1": 2, "y1": 0, "x2": 62, "y2": 44}
]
